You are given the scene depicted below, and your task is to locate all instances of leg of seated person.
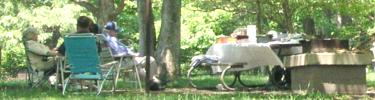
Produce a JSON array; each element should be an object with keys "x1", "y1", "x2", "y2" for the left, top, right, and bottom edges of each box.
[
  {"x1": 120, "y1": 57, "x2": 136, "y2": 69},
  {"x1": 134, "y1": 56, "x2": 160, "y2": 80}
]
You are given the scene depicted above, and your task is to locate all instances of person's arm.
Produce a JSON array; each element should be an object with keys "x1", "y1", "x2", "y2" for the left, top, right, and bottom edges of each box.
[
  {"x1": 57, "y1": 42, "x2": 65, "y2": 56},
  {"x1": 27, "y1": 41, "x2": 55, "y2": 56},
  {"x1": 116, "y1": 41, "x2": 138, "y2": 56}
]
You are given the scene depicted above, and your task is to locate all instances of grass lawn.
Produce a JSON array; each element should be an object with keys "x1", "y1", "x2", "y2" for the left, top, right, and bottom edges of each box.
[{"x1": 1, "y1": 71, "x2": 375, "y2": 99}]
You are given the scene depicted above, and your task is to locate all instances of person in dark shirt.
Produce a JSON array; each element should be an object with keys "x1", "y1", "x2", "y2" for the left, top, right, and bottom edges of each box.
[
  {"x1": 89, "y1": 23, "x2": 100, "y2": 35},
  {"x1": 57, "y1": 16, "x2": 99, "y2": 55}
]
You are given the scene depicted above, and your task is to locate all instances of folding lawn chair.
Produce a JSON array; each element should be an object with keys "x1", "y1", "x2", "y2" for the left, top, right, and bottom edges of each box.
[
  {"x1": 96, "y1": 34, "x2": 143, "y2": 92},
  {"x1": 61, "y1": 33, "x2": 117, "y2": 95},
  {"x1": 22, "y1": 36, "x2": 55, "y2": 88}
]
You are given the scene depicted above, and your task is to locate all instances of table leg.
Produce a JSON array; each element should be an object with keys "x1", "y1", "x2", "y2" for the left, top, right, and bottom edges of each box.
[
  {"x1": 187, "y1": 66, "x2": 197, "y2": 88},
  {"x1": 220, "y1": 66, "x2": 235, "y2": 90},
  {"x1": 58, "y1": 57, "x2": 65, "y2": 90},
  {"x1": 229, "y1": 72, "x2": 239, "y2": 87}
]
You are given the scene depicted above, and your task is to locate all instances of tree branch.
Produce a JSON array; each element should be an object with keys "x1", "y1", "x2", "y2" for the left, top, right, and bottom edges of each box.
[
  {"x1": 71, "y1": 0, "x2": 98, "y2": 15},
  {"x1": 113, "y1": 0, "x2": 126, "y2": 17}
]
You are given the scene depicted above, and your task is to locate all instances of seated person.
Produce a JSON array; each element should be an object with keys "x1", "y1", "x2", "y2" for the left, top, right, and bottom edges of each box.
[
  {"x1": 102, "y1": 21, "x2": 163, "y2": 90},
  {"x1": 231, "y1": 28, "x2": 249, "y2": 43},
  {"x1": 102, "y1": 21, "x2": 136, "y2": 56},
  {"x1": 57, "y1": 16, "x2": 101, "y2": 56},
  {"x1": 23, "y1": 27, "x2": 59, "y2": 80}
]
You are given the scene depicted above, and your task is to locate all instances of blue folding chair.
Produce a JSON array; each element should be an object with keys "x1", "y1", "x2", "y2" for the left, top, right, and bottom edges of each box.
[{"x1": 62, "y1": 33, "x2": 116, "y2": 95}]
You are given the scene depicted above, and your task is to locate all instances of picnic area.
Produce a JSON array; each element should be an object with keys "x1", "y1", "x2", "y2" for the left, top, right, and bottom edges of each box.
[{"x1": 1, "y1": 0, "x2": 375, "y2": 99}]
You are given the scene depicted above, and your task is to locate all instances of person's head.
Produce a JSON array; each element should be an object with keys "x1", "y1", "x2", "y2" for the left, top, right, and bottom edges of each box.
[
  {"x1": 104, "y1": 21, "x2": 119, "y2": 37},
  {"x1": 76, "y1": 16, "x2": 92, "y2": 32},
  {"x1": 23, "y1": 27, "x2": 39, "y2": 41},
  {"x1": 89, "y1": 23, "x2": 100, "y2": 34}
]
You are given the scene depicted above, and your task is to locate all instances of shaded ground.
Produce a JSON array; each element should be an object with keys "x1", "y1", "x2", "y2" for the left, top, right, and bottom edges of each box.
[{"x1": 4, "y1": 72, "x2": 375, "y2": 99}]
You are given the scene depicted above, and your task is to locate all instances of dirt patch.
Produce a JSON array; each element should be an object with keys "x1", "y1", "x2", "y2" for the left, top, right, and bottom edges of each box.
[{"x1": 4, "y1": 72, "x2": 27, "y2": 81}]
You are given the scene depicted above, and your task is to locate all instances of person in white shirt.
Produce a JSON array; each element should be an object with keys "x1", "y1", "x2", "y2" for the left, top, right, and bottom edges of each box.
[{"x1": 24, "y1": 27, "x2": 59, "y2": 71}]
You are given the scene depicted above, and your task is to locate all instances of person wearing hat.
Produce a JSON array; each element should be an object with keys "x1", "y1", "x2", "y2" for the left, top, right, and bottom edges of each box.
[
  {"x1": 23, "y1": 27, "x2": 59, "y2": 76},
  {"x1": 102, "y1": 21, "x2": 135, "y2": 56},
  {"x1": 102, "y1": 21, "x2": 163, "y2": 90}
]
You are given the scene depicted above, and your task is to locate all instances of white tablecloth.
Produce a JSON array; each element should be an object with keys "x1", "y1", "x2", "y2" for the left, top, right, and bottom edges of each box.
[{"x1": 206, "y1": 43, "x2": 283, "y2": 73}]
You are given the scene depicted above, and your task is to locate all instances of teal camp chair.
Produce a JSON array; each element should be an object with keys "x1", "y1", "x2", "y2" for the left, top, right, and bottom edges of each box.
[{"x1": 62, "y1": 33, "x2": 116, "y2": 95}]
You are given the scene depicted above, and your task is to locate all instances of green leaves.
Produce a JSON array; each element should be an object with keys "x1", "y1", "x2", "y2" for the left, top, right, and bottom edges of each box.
[{"x1": 0, "y1": 0, "x2": 88, "y2": 78}]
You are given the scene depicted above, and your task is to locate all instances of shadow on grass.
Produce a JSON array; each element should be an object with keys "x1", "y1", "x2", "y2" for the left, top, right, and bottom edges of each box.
[{"x1": 0, "y1": 72, "x2": 373, "y2": 99}]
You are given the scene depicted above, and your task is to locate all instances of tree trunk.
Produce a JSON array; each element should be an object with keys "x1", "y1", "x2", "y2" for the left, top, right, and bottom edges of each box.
[
  {"x1": 137, "y1": 0, "x2": 156, "y2": 56},
  {"x1": 302, "y1": 17, "x2": 315, "y2": 35},
  {"x1": 71, "y1": 0, "x2": 125, "y2": 25},
  {"x1": 156, "y1": 0, "x2": 181, "y2": 81},
  {"x1": 341, "y1": 15, "x2": 353, "y2": 26},
  {"x1": 282, "y1": 0, "x2": 294, "y2": 34},
  {"x1": 43, "y1": 25, "x2": 61, "y2": 49},
  {"x1": 97, "y1": 0, "x2": 115, "y2": 25},
  {"x1": 256, "y1": 0, "x2": 263, "y2": 34},
  {"x1": 336, "y1": 13, "x2": 343, "y2": 29},
  {"x1": 0, "y1": 46, "x2": 2, "y2": 65}
]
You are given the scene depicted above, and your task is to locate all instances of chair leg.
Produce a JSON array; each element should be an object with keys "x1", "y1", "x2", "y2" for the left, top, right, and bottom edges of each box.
[
  {"x1": 97, "y1": 80, "x2": 104, "y2": 95},
  {"x1": 96, "y1": 80, "x2": 101, "y2": 95},
  {"x1": 55, "y1": 65, "x2": 59, "y2": 89},
  {"x1": 132, "y1": 58, "x2": 142, "y2": 91},
  {"x1": 98, "y1": 64, "x2": 115, "y2": 95},
  {"x1": 62, "y1": 77, "x2": 70, "y2": 95},
  {"x1": 31, "y1": 70, "x2": 50, "y2": 88},
  {"x1": 27, "y1": 67, "x2": 33, "y2": 88},
  {"x1": 28, "y1": 68, "x2": 43, "y2": 88},
  {"x1": 113, "y1": 57, "x2": 123, "y2": 92},
  {"x1": 134, "y1": 64, "x2": 142, "y2": 91}
]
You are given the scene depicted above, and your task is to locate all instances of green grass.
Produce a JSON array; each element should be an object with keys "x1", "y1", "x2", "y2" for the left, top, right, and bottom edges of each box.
[
  {"x1": 1, "y1": 72, "x2": 375, "y2": 99},
  {"x1": 367, "y1": 72, "x2": 375, "y2": 87}
]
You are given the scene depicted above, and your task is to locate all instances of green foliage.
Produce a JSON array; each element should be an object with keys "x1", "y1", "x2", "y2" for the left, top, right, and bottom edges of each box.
[
  {"x1": 180, "y1": 33, "x2": 215, "y2": 71},
  {"x1": 0, "y1": 0, "x2": 88, "y2": 78},
  {"x1": 292, "y1": 0, "x2": 375, "y2": 39},
  {"x1": 179, "y1": 6, "x2": 227, "y2": 70},
  {"x1": 0, "y1": 31, "x2": 25, "y2": 78},
  {"x1": 116, "y1": 0, "x2": 139, "y2": 50}
]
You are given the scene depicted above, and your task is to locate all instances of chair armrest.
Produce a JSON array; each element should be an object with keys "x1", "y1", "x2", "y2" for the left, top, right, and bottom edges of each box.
[{"x1": 100, "y1": 61, "x2": 118, "y2": 68}]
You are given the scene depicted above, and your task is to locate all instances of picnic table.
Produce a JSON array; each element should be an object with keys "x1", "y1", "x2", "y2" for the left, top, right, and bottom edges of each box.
[{"x1": 188, "y1": 43, "x2": 284, "y2": 90}]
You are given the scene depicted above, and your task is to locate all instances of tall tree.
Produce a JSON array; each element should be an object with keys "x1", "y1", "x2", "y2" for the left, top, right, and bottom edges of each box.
[
  {"x1": 256, "y1": 0, "x2": 263, "y2": 34},
  {"x1": 71, "y1": 0, "x2": 126, "y2": 25},
  {"x1": 156, "y1": 0, "x2": 181, "y2": 81},
  {"x1": 0, "y1": 44, "x2": 2, "y2": 65},
  {"x1": 282, "y1": 0, "x2": 293, "y2": 33}
]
